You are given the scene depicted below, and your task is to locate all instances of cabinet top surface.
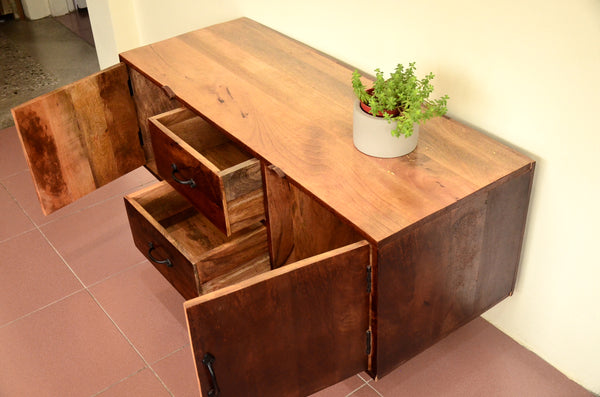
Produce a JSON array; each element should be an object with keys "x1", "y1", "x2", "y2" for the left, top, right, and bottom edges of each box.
[{"x1": 120, "y1": 17, "x2": 533, "y2": 242}]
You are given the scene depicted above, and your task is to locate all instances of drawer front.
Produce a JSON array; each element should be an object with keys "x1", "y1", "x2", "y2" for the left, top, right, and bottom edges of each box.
[
  {"x1": 125, "y1": 193, "x2": 199, "y2": 300},
  {"x1": 185, "y1": 241, "x2": 371, "y2": 397},
  {"x1": 149, "y1": 108, "x2": 264, "y2": 236}
]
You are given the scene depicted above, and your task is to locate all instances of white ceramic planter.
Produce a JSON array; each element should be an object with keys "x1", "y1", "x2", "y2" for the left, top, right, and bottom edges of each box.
[{"x1": 352, "y1": 100, "x2": 419, "y2": 158}]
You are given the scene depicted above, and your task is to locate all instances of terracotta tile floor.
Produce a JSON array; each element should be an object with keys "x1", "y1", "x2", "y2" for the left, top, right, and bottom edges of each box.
[{"x1": 0, "y1": 124, "x2": 594, "y2": 396}]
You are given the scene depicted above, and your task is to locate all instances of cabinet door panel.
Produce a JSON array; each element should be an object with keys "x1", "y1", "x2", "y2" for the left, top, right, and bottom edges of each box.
[
  {"x1": 185, "y1": 241, "x2": 371, "y2": 397},
  {"x1": 11, "y1": 63, "x2": 144, "y2": 215}
]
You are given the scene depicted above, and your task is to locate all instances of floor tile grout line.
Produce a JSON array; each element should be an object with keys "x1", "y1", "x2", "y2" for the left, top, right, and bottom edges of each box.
[
  {"x1": 0, "y1": 168, "x2": 30, "y2": 183},
  {"x1": 87, "y1": 367, "x2": 148, "y2": 397},
  {"x1": 365, "y1": 382, "x2": 384, "y2": 397},
  {"x1": 27, "y1": 180, "x2": 157, "y2": 229},
  {"x1": 344, "y1": 382, "x2": 376, "y2": 397},
  {"x1": 0, "y1": 288, "x2": 85, "y2": 330},
  {"x1": 0, "y1": 225, "x2": 38, "y2": 244},
  {"x1": 357, "y1": 372, "x2": 373, "y2": 384},
  {"x1": 1, "y1": 180, "x2": 87, "y2": 287},
  {"x1": 149, "y1": 343, "x2": 191, "y2": 366},
  {"x1": 1, "y1": 181, "x2": 176, "y2": 395},
  {"x1": 84, "y1": 289, "x2": 176, "y2": 397},
  {"x1": 84, "y1": 258, "x2": 148, "y2": 289}
]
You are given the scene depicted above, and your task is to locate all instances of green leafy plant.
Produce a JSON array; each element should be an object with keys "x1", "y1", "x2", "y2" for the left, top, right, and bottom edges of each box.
[{"x1": 352, "y1": 62, "x2": 449, "y2": 138}]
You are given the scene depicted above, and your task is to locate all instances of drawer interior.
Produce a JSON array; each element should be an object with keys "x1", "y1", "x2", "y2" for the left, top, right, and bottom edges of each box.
[
  {"x1": 130, "y1": 182, "x2": 232, "y2": 261},
  {"x1": 126, "y1": 182, "x2": 270, "y2": 298},
  {"x1": 153, "y1": 107, "x2": 253, "y2": 172}
]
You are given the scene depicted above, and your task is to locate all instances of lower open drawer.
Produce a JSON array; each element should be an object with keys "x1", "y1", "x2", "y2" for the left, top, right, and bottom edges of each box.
[{"x1": 124, "y1": 181, "x2": 270, "y2": 300}]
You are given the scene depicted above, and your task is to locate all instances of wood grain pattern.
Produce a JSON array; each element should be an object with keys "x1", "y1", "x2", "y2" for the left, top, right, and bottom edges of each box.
[
  {"x1": 119, "y1": 17, "x2": 533, "y2": 242},
  {"x1": 263, "y1": 162, "x2": 363, "y2": 268},
  {"x1": 127, "y1": 66, "x2": 181, "y2": 176},
  {"x1": 185, "y1": 241, "x2": 371, "y2": 397},
  {"x1": 125, "y1": 182, "x2": 270, "y2": 299},
  {"x1": 11, "y1": 63, "x2": 144, "y2": 215},
  {"x1": 375, "y1": 165, "x2": 534, "y2": 376},
  {"x1": 149, "y1": 107, "x2": 264, "y2": 235}
]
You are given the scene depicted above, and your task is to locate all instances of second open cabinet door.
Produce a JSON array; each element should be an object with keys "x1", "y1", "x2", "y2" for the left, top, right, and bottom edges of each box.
[
  {"x1": 185, "y1": 241, "x2": 372, "y2": 397},
  {"x1": 11, "y1": 63, "x2": 145, "y2": 215}
]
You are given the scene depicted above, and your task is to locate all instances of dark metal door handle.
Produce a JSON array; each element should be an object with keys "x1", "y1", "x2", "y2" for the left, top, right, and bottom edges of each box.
[
  {"x1": 171, "y1": 163, "x2": 197, "y2": 188},
  {"x1": 202, "y1": 353, "x2": 220, "y2": 397},
  {"x1": 147, "y1": 242, "x2": 173, "y2": 267}
]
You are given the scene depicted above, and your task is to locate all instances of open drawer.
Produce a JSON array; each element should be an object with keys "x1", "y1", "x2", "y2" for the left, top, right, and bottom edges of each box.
[
  {"x1": 124, "y1": 181, "x2": 270, "y2": 300},
  {"x1": 184, "y1": 163, "x2": 373, "y2": 396},
  {"x1": 149, "y1": 108, "x2": 265, "y2": 236}
]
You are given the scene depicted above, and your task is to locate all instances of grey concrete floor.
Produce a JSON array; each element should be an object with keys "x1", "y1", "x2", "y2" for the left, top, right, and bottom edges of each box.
[{"x1": 0, "y1": 16, "x2": 99, "y2": 129}]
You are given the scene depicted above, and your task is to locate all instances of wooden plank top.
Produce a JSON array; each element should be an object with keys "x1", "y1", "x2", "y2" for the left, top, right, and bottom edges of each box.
[{"x1": 120, "y1": 17, "x2": 533, "y2": 243}]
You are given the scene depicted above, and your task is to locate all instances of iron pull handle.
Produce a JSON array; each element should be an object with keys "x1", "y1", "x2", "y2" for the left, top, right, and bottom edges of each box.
[
  {"x1": 147, "y1": 242, "x2": 173, "y2": 267},
  {"x1": 171, "y1": 163, "x2": 197, "y2": 188},
  {"x1": 202, "y1": 353, "x2": 220, "y2": 397}
]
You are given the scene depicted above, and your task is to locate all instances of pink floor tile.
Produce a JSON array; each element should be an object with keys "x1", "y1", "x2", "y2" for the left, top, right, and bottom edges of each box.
[
  {"x1": 347, "y1": 384, "x2": 383, "y2": 396},
  {"x1": 309, "y1": 374, "x2": 369, "y2": 397},
  {"x1": 0, "y1": 229, "x2": 82, "y2": 325},
  {"x1": 0, "y1": 291, "x2": 145, "y2": 396},
  {"x1": 0, "y1": 127, "x2": 28, "y2": 180},
  {"x1": 2, "y1": 166, "x2": 156, "y2": 226},
  {"x1": 96, "y1": 369, "x2": 171, "y2": 397},
  {"x1": 89, "y1": 261, "x2": 190, "y2": 364},
  {"x1": 0, "y1": 184, "x2": 35, "y2": 242},
  {"x1": 371, "y1": 318, "x2": 593, "y2": 397},
  {"x1": 40, "y1": 195, "x2": 146, "y2": 285},
  {"x1": 152, "y1": 346, "x2": 202, "y2": 397}
]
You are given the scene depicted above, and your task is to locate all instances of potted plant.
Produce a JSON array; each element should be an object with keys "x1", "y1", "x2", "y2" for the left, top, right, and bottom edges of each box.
[{"x1": 351, "y1": 62, "x2": 449, "y2": 158}]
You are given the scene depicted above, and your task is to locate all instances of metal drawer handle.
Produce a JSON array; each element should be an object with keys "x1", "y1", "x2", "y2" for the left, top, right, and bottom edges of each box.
[
  {"x1": 202, "y1": 353, "x2": 220, "y2": 397},
  {"x1": 171, "y1": 163, "x2": 197, "y2": 188},
  {"x1": 147, "y1": 242, "x2": 173, "y2": 267}
]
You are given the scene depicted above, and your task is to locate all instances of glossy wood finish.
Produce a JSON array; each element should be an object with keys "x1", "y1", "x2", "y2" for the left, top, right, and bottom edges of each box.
[
  {"x1": 127, "y1": 67, "x2": 181, "y2": 176},
  {"x1": 119, "y1": 17, "x2": 533, "y2": 243},
  {"x1": 11, "y1": 63, "x2": 144, "y2": 215},
  {"x1": 185, "y1": 241, "x2": 371, "y2": 397},
  {"x1": 149, "y1": 108, "x2": 264, "y2": 235},
  {"x1": 124, "y1": 182, "x2": 270, "y2": 299}
]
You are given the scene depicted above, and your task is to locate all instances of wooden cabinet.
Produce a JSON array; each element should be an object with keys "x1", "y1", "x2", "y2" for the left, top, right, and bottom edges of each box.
[{"x1": 11, "y1": 17, "x2": 535, "y2": 397}]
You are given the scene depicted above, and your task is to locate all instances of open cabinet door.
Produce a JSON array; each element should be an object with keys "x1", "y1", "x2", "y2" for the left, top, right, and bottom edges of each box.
[
  {"x1": 11, "y1": 63, "x2": 145, "y2": 215},
  {"x1": 185, "y1": 241, "x2": 371, "y2": 397}
]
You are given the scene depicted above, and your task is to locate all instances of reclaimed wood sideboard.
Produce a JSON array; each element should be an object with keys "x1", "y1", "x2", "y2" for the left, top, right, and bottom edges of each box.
[{"x1": 11, "y1": 17, "x2": 534, "y2": 397}]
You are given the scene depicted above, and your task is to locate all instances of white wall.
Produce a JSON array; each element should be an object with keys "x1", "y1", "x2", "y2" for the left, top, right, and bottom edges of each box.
[
  {"x1": 88, "y1": 0, "x2": 600, "y2": 393},
  {"x1": 87, "y1": 0, "x2": 140, "y2": 68}
]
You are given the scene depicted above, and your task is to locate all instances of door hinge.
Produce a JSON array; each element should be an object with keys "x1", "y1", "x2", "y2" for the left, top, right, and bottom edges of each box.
[
  {"x1": 268, "y1": 164, "x2": 286, "y2": 179},
  {"x1": 127, "y1": 78, "x2": 134, "y2": 96},
  {"x1": 366, "y1": 265, "x2": 372, "y2": 293},
  {"x1": 366, "y1": 330, "x2": 372, "y2": 355},
  {"x1": 138, "y1": 129, "x2": 144, "y2": 147}
]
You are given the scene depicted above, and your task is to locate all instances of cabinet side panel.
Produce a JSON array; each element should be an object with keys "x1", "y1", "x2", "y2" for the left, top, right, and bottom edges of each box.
[
  {"x1": 127, "y1": 67, "x2": 181, "y2": 176},
  {"x1": 375, "y1": 166, "x2": 534, "y2": 377}
]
